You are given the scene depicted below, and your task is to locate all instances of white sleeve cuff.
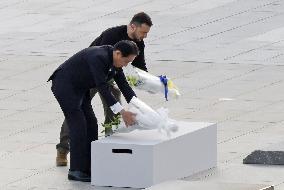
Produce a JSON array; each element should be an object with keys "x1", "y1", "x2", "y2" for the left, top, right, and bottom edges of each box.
[
  {"x1": 130, "y1": 96, "x2": 137, "y2": 104},
  {"x1": 110, "y1": 102, "x2": 124, "y2": 114}
]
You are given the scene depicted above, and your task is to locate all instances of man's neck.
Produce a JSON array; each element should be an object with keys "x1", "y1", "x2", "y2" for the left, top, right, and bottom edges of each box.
[{"x1": 127, "y1": 24, "x2": 135, "y2": 40}]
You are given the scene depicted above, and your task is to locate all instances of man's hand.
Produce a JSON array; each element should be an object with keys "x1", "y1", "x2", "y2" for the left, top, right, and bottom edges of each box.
[{"x1": 120, "y1": 109, "x2": 136, "y2": 127}]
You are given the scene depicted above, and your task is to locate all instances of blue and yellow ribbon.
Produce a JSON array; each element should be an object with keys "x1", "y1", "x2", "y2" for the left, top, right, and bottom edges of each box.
[{"x1": 159, "y1": 75, "x2": 168, "y2": 101}]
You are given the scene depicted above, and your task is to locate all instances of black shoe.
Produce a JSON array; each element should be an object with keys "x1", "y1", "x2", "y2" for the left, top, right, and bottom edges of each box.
[{"x1": 68, "y1": 170, "x2": 91, "y2": 182}]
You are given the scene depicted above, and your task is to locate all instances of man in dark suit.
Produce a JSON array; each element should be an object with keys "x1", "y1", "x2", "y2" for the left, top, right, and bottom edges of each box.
[
  {"x1": 49, "y1": 40, "x2": 139, "y2": 182},
  {"x1": 56, "y1": 12, "x2": 153, "y2": 166}
]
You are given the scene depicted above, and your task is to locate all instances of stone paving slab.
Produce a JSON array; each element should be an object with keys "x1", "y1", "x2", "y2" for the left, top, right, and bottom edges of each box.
[{"x1": 147, "y1": 180, "x2": 274, "y2": 190}]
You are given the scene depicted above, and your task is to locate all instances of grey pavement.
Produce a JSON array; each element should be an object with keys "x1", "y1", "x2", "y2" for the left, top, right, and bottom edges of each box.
[{"x1": 1, "y1": 0, "x2": 284, "y2": 189}]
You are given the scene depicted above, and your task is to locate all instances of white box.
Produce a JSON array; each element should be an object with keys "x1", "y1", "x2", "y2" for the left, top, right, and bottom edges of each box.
[{"x1": 91, "y1": 121, "x2": 217, "y2": 188}]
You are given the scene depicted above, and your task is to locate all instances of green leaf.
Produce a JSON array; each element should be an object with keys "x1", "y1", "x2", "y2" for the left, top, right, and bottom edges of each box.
[
  {"x1": 101, "y1": 115, "x2": 121, "y2": 135},
  {"x1": 126, "y1": 76, "x2": 138, "y2": 87}
]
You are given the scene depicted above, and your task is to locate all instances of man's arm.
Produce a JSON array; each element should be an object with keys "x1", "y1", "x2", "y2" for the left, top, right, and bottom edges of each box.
[
  {"x1": 114, "y1": 68, "x2": 136, "y2": 103},
  {"x1": 87, "y1": 55, "x2": 123, "y2": 114}
]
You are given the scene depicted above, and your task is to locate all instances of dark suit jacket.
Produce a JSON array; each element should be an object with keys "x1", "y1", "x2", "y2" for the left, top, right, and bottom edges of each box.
[{"x1": 48, "y1": 45, "x2": 136, "y2": 107}]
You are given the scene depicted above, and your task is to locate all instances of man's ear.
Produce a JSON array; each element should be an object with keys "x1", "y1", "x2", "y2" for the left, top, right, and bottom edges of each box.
[
  {"x1": 118, "y1": 50, "x2": 124, "y2": 58},
  {"x1": 114, "y1": 50, "x2": 121, "y2": 57},
  {"x1": 130, "y1": 23, "x2": 136, "y2": 31}
]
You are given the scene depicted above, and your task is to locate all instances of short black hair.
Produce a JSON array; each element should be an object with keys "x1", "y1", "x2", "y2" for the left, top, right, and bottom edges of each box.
[
  {"x1": 114, "y1": 40, "x2": 139, "y2": 57},
  {"x1": 130, "y1": 12, "x2": 153, "y2": 27}
]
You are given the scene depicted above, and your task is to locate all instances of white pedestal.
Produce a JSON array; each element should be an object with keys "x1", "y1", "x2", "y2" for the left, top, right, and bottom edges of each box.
[{"x1": 91, "y1": 121, "x2": 217, "y2": 188}]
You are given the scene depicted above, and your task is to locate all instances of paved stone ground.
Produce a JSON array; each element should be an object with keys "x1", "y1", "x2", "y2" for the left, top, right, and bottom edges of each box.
[{"x1": 1, "y1": 0, "x2": 284, "y2": 189}]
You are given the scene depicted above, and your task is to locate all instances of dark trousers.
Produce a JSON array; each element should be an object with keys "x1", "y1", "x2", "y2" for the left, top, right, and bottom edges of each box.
[
  {"x1": 56, "y1": 85, "x2": 121, "y2": 153},
  {"x1": 51, "y1": 79, "x2": 98, "y2": 172}
]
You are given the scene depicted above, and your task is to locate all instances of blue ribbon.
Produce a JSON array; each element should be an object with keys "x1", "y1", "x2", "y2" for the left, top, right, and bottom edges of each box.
[{"x1": 159, "y1": 75, "x2": 168, "y2": 101}]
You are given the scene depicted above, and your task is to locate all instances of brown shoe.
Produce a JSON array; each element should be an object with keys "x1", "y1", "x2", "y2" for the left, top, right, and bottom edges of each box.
[{"x1": 56, "y1": 150, "x2": 68, "y2": 167}]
